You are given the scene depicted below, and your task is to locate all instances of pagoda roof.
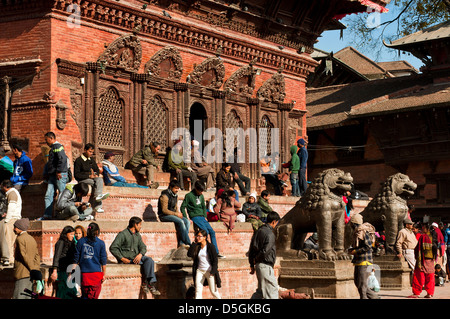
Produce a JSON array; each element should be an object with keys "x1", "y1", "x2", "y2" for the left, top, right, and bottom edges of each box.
[
  {"x1": 384, "y1": 20, "x2": 450, "y2": 49},
  {"x1": 306, "y1": 74, "x2": 432, "y2": 130}
]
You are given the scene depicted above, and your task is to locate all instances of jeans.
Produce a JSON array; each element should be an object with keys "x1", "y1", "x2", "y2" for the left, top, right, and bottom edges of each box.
[
  {"x1": 299, "y1": 168, "x2": 308, "y2": 196},
  {"x1": 159, "y1": 215, "x2": 191, "y2": 246},
  {"x1": 191, "y1": 216, "x2": 219, "y2": 254},
  {"x1": 290, "y1": 173, "x2": 300, "y2": 197},
  {"x1": 44, "y1": 173, "x2": 68, "y2": 218},
  {"x1": 56, "y1": 205, "x2": 93, "y2": 221},
  {"x1": 140, "y1": 255, "x2": 157, "y2": 284},
  {"x1": 251, "y1": 263, "x2": 279, "y2": 299},
  {"x1": 110, "y1": 181, "x2": 148, "y2": 188},
  {"x1": 78, "y1": 177, "x2": 104, "y2": 210}
]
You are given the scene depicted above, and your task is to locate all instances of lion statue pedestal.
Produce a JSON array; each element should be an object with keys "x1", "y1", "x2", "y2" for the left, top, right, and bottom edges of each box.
[
  {"x1": 278, "y1": 259, "x2": 359, "y2": 299},
  {"x1": 373, "y1": 255, "x2": 412, "y2": 290}
]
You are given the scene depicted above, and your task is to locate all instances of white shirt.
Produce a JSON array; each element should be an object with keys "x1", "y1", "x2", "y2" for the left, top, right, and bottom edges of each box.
[
  {"x1": 198, "y1": 245, "x2": 211, "y2": 272},
  {"x1": 4, "y1": 187, "x2": 22, "y2": 222}
]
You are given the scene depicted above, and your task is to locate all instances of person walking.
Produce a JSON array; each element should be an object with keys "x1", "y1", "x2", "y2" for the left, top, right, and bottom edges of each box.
[
  {"x1": 109, "y1": 216, "x2": 161, "y2": 296},
  {"x1": 248, "y1": 211, "x2": 281, "y2": 299},
  {"x1": 12, "y1": 218, "x2": 41, "y2": 299},
  {"x1": 187, "y1": 229, "x2": 222, "y2": 299},
  {"x1": 73, "y1": 222, "x2": 107, "y2": 299},
  {"x1": 409, "y1": 222, "x2": 438, "y2": 298},
  {"x1": 348, "y1": 213, "x2": 380, "y2": 299}
]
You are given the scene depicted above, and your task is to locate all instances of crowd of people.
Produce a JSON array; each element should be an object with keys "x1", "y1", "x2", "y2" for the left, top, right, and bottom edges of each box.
[
  {"x1": 0, "y1": 131, "x2": 308, "y2": 299},
  {"x1": 347, "y1": 212, "x2": 450, "y2": 299},
  {"x1": 4, "y1": 131, "x2": 450, "y2": 300}
]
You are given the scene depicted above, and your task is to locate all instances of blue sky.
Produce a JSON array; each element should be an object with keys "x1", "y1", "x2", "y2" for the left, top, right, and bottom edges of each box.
[{"x1": 315, "y1": 3, "x2": 424, "y2": 71}]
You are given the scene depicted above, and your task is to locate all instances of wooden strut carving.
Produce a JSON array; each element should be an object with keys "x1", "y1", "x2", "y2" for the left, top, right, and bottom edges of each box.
[
  {"x1": 223, "y1": 61, "x2": 257, "y2": 96},
  {"x1": 257, "y1": 67, "x2": 286, "y2": 103},
  {"x1": 144, "y1": 45, "x2": 183, "y2": 81},
  {"x1": 187, "y1": 55, "x2": 225, "y2": 89},
  {"x1": 98, "y1": 33, "x2": 142, "y2": 72}
]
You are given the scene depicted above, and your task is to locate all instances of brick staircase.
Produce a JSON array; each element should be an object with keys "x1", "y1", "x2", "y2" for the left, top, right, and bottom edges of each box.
[{"x1": 5, "y1": 169, "x2": 370, "y2": 299}]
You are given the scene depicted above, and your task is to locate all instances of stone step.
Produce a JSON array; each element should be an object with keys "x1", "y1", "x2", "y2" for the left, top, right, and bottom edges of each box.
[
  {"x1": 0, "y1": 254, "x2": 264, "y2": 299},
  {"x1": 29, "y1": 219, "x2": 255, "y2": 265},
  {"x1": 20, "y1": 183, "x2": 300, "y2": 221}
]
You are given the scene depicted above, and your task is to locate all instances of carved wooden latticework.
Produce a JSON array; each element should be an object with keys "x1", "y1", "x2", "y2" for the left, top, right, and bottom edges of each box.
[
  {"x1": 144, "y1": 45, "x2": 183, "y2": 81},
  {"x1": 225, "y1": 109, "x2": 243, "y2": 149},
  {"x1": 98, "y1": 87, "x2": 124, "y2": 159},
  {"x1": 260, "y1": 115, "x2": 274, "y2": 155},
  {"x1": 188, "y1": 56, "x2": 225, "y2": 89},
  {"x1": 145, "y1": 95, "x2": 167, "y2": 149}
]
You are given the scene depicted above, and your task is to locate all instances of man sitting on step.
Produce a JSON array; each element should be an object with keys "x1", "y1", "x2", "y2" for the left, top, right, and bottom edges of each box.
[
  {"x1": 110, "y1": 216, "x2": 161, "y2": 296},
  {"x1": 125, "y1": 142, "x2": 161, "y2": 189},
  {"x1": 54, "y1": 183, "x2": 94, "y2": 221},
  {"x1": 73, "y1": 143, "x2": 109, "y2": 214}
]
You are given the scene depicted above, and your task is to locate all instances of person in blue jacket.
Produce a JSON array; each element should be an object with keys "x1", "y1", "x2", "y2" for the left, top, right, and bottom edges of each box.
[
  {"x1": 73, "y1": 222, "x2": 107, "y2": 299},
  {"x1": 10, "y1": 143, "x2": 33, "y2": 192}
]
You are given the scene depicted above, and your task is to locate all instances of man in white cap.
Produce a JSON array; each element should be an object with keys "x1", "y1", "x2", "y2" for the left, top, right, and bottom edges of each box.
[
  {"x1": 395, "y1": 218, "x2": 418, "y2": 272},
  {"x1": 348, "y1": 213, "x2": 379, "y2": 299}
]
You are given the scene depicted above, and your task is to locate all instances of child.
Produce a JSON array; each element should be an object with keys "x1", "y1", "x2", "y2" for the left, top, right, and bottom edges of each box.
[
  {"x1": 435, "y1": 264, "x2": 446, "y2": 286},
  {"x1": 257, "y1": 190, "x2": 273, "y2": 223},
  {"x1": 181, "y1": 181, "x2": 225, "y2": 258}
]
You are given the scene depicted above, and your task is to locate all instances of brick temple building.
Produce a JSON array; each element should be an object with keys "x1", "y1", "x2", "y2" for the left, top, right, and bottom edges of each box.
[
  {"x1": 306, "y1": 20, "x2": 450, "y2": 222},
  {"x1": 0, "y1": 0, "x2": 392, "y2": 299},
  {"x1": 0, "y1": 0, "x2": 390, "y2": 181}
]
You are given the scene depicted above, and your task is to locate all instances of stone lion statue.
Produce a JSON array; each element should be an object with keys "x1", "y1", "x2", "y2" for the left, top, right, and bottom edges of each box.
[
  {"x1": 275, "y1": 168, "x2": 353, "y2": 261},
  {"x1": 360, "y1": 173, "x2": 417, "y2": 255}
]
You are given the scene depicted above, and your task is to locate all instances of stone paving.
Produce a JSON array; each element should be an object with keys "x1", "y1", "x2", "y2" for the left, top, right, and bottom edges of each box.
[{"x1": 378, "y1": 283, "x2": 450, "y2": 299}]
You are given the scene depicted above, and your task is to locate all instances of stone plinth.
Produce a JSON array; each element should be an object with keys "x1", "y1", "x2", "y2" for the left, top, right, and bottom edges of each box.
[
  {"x1": 373, "y1": 255, "x2": 412, "y2": 290},
  {"x1": 278, "y1": 259, "x2": 359, "y2": 299}
]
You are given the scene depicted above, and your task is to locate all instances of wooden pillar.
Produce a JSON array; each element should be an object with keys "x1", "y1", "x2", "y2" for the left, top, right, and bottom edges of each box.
[{"x1": 1, "y1": 76, "x2": 11, "y2": 151}]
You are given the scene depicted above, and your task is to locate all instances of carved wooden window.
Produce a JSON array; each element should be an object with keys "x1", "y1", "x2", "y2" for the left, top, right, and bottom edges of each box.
[
  {"x1": 98, "y1": 87, "x2": 124, "y2": 149},
  {"x1": 146, "y1": 95, "x2": 167, "y2": 149},
  {"x1": 225, "y1": 110, "x2": 243, "y2": 149},
  {"x1": 260, "y1": 115, "x2": 274, "y2": 155}
]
